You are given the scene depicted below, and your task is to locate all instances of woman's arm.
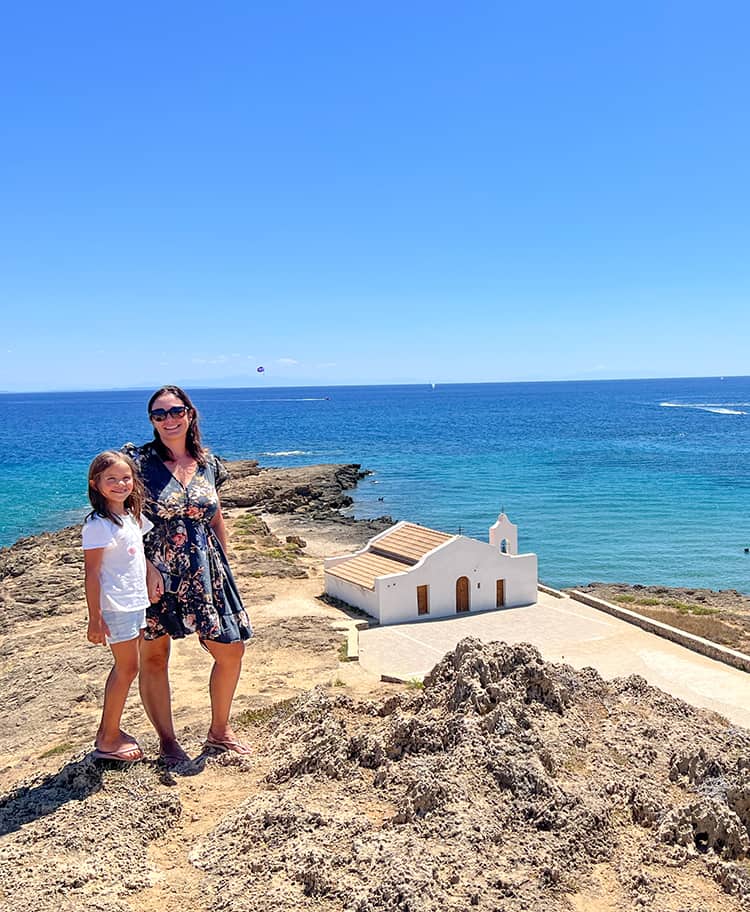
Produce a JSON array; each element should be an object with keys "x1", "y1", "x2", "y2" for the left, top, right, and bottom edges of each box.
[
  {"x1": 210, "y1": 496, "x2": 229, "y2": 552},
  {"x1": 84, "y1": 549, "x2": 110, "y2": 645}
]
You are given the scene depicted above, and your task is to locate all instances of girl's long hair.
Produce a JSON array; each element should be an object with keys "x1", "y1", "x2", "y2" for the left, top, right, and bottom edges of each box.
[
  {"x1": 147, "y1": 385, "x2": 206, "y2": 465},
  {"x1": 87, "y1": 451, "x2": 145, "y2": 526}
]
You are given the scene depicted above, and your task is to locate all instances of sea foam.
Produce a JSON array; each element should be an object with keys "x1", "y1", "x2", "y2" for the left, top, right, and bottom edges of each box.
[{"x1": 259, "y1": 450, "x2": 312, "y2": 457}]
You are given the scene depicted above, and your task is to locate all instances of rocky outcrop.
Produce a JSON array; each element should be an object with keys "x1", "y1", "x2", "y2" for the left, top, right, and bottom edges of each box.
[
  {"x1": 574, "y1": 581, "x2": 750, "y2": 614},
  {"x1": 187, "y1": 638, "x2": 750, "y2": 911},
  {"x1": 0, "y1": 759, "x2": 181, "y2": 912},
  {"x1": 219, "y1": 461, "x2": 370, "y2": 517}
]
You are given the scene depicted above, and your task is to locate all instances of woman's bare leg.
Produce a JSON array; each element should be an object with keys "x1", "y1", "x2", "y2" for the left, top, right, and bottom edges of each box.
[
  {"x1": 139, "y1": 635, "x2": 189, "y2": 761},
  {"x1": 202, "y1": 640, "x2": 247, "y2": 747}
]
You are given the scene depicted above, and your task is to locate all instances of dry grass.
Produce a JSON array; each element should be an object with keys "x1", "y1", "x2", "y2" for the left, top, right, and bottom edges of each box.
[
  {"x1": 621, "y1": 607, "x2": 741, "y2": 648},
  {"x1": 576, "y1": 584, "x2": 750, "y2": 654}
]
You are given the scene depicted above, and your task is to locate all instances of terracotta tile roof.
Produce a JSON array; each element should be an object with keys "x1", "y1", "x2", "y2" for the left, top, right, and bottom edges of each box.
[
  {"x1": 326, "y1": 522, "x2": 456, "y2": 590},
  {"x1": 326, "y1": 552, "x2": 410, "y2": 590},
  {"x1": 370, "y1": 522, "x2": 454, "y2": 564}
]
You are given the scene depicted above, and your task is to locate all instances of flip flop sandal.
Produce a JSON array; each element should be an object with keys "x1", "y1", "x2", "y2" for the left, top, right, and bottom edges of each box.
[
  {"x1": 203, "y1": 737, "x2": 252, "y2": 755},
  {"x1": 92, "y1": 745, "x2": 143, "y2": 763}
]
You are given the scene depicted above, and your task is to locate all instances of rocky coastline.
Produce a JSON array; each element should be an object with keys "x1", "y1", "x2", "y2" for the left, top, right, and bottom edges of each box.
[{"x1": 3, "y1": 462, "x2": 750, "y2": 910}]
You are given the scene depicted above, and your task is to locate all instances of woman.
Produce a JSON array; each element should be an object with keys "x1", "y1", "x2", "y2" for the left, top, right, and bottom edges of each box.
[{"x1": 124, "y1": 385, "x2": 253, "y2": 762}]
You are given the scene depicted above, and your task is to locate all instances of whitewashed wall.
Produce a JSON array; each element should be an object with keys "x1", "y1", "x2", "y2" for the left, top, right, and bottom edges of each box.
[
  {"x1": 375, "y1": 537, "x2": 536, "y2": 625},
  {"x1": 324, "y1": 572, "x2": 380, "y2": 618}
]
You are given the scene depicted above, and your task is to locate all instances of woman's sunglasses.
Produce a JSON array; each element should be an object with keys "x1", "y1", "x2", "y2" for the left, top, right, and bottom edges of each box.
[{"x1": 149, "y1": 406, "x2": 189, "y2": 422}]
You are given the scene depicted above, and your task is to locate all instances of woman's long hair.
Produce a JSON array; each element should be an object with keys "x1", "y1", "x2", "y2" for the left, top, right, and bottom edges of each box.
[
  {"x1": 147, "y1": 385, "x2": 206, "y2": 465},
  {"x1": 87, "y1": 451, "x2": 145, "y2": 526}
]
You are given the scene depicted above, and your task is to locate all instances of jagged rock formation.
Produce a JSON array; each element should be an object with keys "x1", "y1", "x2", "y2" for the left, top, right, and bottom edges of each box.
[
  {"x1": 0, "y1": 639, "x2": 750, "y2": 912},
  {"x1": 5, "y1": 639, "x2": 746, "y2": 910},
  {"x1": 187, "y1": 638, "x2": 750, "y2": 910}
]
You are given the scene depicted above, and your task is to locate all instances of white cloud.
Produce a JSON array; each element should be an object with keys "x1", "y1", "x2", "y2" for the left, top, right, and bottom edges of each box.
[{"x1": 277, "y1": 357, "x2": 299, "y2": 366}]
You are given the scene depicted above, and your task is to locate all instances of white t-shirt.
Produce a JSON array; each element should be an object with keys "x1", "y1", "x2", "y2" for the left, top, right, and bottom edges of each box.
[{"x1": 82, "y1": 512, "x2": 154, "y2": 614}]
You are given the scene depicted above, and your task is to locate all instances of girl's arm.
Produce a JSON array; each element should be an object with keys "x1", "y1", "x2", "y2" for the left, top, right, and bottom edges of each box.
[
  {"x1": 141, "y1": 519, "x2": 167, "y2": 601},
  {"x1": 146, "y1": 560, "x2": 164, "y2": 603},
  {"x1": 210, "y1": 496, "x2": 229, "y2": 552},
  {"x1": 84, "y1": 549, "x2": 110, "y2": 645}
]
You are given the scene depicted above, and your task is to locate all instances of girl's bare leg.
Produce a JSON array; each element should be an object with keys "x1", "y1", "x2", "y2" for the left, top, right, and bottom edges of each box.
[
  {"x1": 96, "y1": 637, "x2": 141, "y2": 755},
  {"x1": 138, "y1": 635, "x2": 189, "y2": 761}
]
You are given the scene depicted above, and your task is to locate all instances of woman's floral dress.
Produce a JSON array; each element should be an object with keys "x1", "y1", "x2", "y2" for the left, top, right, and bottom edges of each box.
[{"x1": 123, "y1": 442, "x2": 253, "y2": 643}]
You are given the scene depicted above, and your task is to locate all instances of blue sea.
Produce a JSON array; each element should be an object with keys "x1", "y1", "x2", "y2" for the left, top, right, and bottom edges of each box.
[{"x1": 1, "y1": 378, "x2": 749, "y2": 592}]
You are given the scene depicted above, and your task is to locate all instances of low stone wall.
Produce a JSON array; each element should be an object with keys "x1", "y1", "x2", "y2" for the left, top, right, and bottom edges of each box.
[
  {"x1": 568, "y1": 589, "x2": 750, "y2": 675},
  {"x1": 538, "y1": 583, "x2": 565, "y2": 599}
]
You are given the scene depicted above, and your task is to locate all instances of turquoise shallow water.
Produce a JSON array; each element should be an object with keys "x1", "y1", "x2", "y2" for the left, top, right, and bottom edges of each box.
[{"x1": 1, "y1": 377, "x2": 749, "y2": 591}]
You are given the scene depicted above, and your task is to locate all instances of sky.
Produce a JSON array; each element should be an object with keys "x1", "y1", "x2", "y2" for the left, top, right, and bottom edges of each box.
[{"x1": 1, "y1": 1, "x2": 749, "y2": 391}]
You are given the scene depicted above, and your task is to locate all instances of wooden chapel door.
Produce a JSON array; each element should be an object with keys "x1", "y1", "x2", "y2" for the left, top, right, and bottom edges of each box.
[{"x1": 456, "y1": 576, "x2": 470, "y2": 613}]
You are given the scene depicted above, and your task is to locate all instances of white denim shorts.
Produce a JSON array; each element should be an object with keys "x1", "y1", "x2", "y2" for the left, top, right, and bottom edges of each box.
[{"x1": 103, "y1": 607, "x2": 147, "y2": 645}]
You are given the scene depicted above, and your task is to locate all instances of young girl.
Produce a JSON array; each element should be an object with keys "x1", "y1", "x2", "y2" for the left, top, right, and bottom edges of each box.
[{"x1": 82, "y1": 451, "x2": 153, "y2": 762}]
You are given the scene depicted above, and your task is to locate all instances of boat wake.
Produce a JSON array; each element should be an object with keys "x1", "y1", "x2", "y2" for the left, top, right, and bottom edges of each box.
[{"x1": 660, "y1": 401, "x2": 747, "y2": 416}]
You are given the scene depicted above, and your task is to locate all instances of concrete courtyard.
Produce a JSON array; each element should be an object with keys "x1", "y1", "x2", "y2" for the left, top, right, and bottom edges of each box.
[{"x1": 357, "y1": 589, "x2": 750, "y2": 729}]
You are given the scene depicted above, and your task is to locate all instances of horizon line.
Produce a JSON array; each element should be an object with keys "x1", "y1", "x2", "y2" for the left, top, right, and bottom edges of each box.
[{"x1": 0, "y1": 373, "x2": 747, "y2": 395}]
